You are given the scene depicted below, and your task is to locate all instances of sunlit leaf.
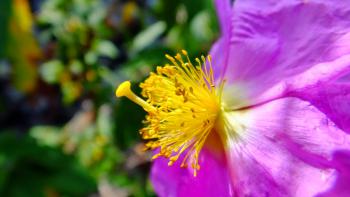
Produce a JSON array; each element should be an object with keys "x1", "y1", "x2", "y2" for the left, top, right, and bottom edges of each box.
[
  {"x1": 93, "y1": 39, "x2": 119, "y2": 59},
  {"x1": 130, "y1": 21, "x2": 166, "y2": 55},
  {"x1": 8, "y1": 0, "x2": 42, "y2": 93},
  {"x1": 30, "y1": 126, "x2": 62, "y2": 147},
  {"x1": 39, "y1": 60, "x2": 65, "y2": 84}
]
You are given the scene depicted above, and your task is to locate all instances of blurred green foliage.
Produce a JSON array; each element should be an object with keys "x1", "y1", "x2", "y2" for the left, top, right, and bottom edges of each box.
[
  {"x1": 0, "y1": 0, "x2": 219, "y2": 196},
  {"x1": 37, "y1": 0, "x2": 118, "y2": 104},
  {"x1": 0, "y1": 131, "x2": 96, "y2": 197},
  {"x1": 0, "y1": 0, "x2": 12, "y2": 57}
]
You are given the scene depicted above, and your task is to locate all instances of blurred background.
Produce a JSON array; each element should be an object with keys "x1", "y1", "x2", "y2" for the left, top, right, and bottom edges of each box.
[{"x1": 0, "y1": 0, "x2": 218, "y2": 196}]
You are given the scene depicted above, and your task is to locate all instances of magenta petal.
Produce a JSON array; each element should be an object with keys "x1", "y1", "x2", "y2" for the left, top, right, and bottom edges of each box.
[
  {"x1": 287, "y1": 55, "x2": 350, "y2": 90},
  {"x1": 225, "y1": 97, "x2": 350, "y2": 196},
  {"x1": 150, "y1": 148, "x2": 233, "y2": 197},
  {"x1": 316, "y1": 151, "x2": 350, "y2": 197},
  {"x1": 209, "y1": 38, "x2": 226, "y2": 80},
  {"x1": 214, "y1": 0, "x2": 350, "y2": 101},
  {"x1": 253, "y1": 55, "x2": 350, "y2": 105},
  {"x1": 214, "y1": 0, "x2": 231, "y2": 38},
  {"x1": 292, "y1": 83, "x2": 350, "y2": 134},
  {"x1": 210, "y1": 0, "x2": 232, "y2": 80}
]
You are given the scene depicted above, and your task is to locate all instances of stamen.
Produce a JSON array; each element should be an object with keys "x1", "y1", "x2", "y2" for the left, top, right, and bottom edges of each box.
[{"x1": 116, "y1": 51, "x2": 225, "y2": 176}]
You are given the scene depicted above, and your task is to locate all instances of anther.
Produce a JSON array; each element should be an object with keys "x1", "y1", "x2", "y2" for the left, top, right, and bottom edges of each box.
[
  {"x1": 175, "y1": 53, "x2": 183, "y2": 62},
  {"x1": 207, "y1": 55, "x2": 212, "y2": 62},
  {"x1": 195, "y1": 58, "x2": 201, "y2": 66},
  {"x1": 165, "y1": 54, "x2": 175, "y2": 61},
  {"x1": 201, "y1": 55, "x2": 206, "y2": 63},
  {"x1": 152, "y1": 153, "x2": 161, "y2": 160},
  {"x1": 189, "y1": 87, "x2": 194, "y2": 94}
]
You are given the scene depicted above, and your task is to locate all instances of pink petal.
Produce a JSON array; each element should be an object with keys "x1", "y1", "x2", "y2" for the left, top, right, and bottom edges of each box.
[
  {"x1": 253, "y1": 55, "x2": 350, "y2": 105},
  {"x1": 210, "y1": 0, "x2": 232, "y2": 80},
  {"x1": 224, "y1": 97, "x2": 350, "y2": 196},
  {"x1": 214, "y1": 0, "x2": 231, "y2": 38},
  {"x1": 316, "y1": 150, "x2": 350, "y2": 197},
  {"x1": 209, "y1": 38, "x2": 226, "y2": 80},
  {"x1": 213, "y1": 0, "x2": 350, "y2": 105},
  {"x1": 150, "y1": 148, "x2": 233, "y2": 197},
  {"x1": 292, "y1": 83, "x2": 350, "y2": 133}
]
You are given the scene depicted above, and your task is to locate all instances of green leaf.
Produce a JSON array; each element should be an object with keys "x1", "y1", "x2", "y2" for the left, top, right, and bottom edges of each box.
[
  {"x1": 97, "y1": 104, "x2": 114, "y2": 137},
  {"x1": 39, "y1": 60, "x2": 65, "y2": 84},
  {"x1": 69, "y1": 59, "x2": 84, "y2": 74},
  {"x1": 0, "y1": 0, "x2": 11, "y2": 58},
  {"x1": 30, "y1": 126, "x2": 62, "y2": 147},
  {"x1": 0, "y1": 132, "x2": 97, "y2": 196},
  {"x1": 130, "y1": 21, "x2": 166, "y2": 55},
  {"x1": 190, "y1": 11, "x2": 215, "y2": 42},
  {"x1": 85, "y1": 50, "x2": 98, "y2": 65},
  {"x1": 93, "y1": 39, "x2": 119, "y2": 59},
  {"x1": 61, "y1": 81, "x2": 81, "y2": 104}
]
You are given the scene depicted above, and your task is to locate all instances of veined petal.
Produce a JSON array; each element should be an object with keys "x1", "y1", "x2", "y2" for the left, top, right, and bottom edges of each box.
[
  {"x1": 292, "y1": 82, "x2": 350, "y2": 134},
  {"x1": 288, "y1": 54, "x2": 350, "y2": 90},
  {"x1": 253, "y1": 54, "x2": 350, "y2": 105},
  {"x1": 150, "y1": 148, "x2": 233, "y2": 197},
  {"x1": 266, "y1": 68, "x2": 350, "y2": 134},
  {"x1": 215, "y1": 0, "x2": 350, "y2": 106},
  {"x1": 222, "y1": 97, "x2": 350, "y2": 196},
  {"x1": 316, "y1": 150, "x2": 350, "y2": 196}
]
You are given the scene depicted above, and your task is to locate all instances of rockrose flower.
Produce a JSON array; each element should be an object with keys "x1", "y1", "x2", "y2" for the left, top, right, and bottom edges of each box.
[{"x1": 116, "y1": 0, "x2": 350, "y2": 196}]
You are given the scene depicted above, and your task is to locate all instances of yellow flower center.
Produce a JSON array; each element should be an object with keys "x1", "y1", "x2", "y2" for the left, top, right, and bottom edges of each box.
[{"x1": 116, "y1": 50, "x2": 224, "y2": 176}]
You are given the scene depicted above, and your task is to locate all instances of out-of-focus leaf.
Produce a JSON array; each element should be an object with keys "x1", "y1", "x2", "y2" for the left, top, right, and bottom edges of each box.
[
  {"x1": 93, "y1": 39, "x2": 119, "y2": 59},
  {"x1": 30, "y1": 126, "x2": 61, "y2": 147},
  {"x1": 85, "y1": 50, "x2": 98, "y2": 65},
  {"x1": 190, "y1": 11, "x2": 215, "y2": 42},
  {"x1": 8, "y1": 0, "x2": 42, "y2": 93},
  {"x1": 69, "y1": 59, "x2": 84, "y2": 75},
  {"x1": 97, "y1": 104, "x2": 113, "y2": 137},
  {"x1": 87, "y1": 4, "x2": 105, "y2": 28},
  {"x1": 0, "y1": 0, "x2": 11, "y2": 57},
  {"x1": 165, "y1": 25, "x2": 183, "y2": 50},
  {"x1": 130, "y1": 21, "x2": 166, "y2": 55},
  {"x1": 0, "y1": 132, "x2": 97, "y2": 197},
  {"x1": 61, "y1": 80, "x2": 82, "y2": 104},
  {"x1": 37, "y1": 0, "x2": 65, "y2": 25},
  {"x1": 39, "y1": 60, "x2": 65, "y2": 84}
]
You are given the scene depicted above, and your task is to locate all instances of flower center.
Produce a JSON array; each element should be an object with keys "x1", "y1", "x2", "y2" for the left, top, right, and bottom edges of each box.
[{"x1": 116, "y1": 50, "x2": 224, "y2": 176}]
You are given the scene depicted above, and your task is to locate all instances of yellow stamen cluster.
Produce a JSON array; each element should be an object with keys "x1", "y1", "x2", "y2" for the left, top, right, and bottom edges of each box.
[{"x1": 116, "y1": 50, "x2": 223, "y2": 176}]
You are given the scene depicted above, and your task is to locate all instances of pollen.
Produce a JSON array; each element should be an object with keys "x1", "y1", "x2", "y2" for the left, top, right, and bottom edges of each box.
[{"x1": 116, "y1": 50, "x2": 224, "y2": 176}]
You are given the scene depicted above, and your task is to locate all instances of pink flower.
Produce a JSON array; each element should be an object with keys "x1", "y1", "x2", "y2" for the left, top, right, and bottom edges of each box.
[{"x1": 116, "y1": 0, "x2": 350, "y2": 196}]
